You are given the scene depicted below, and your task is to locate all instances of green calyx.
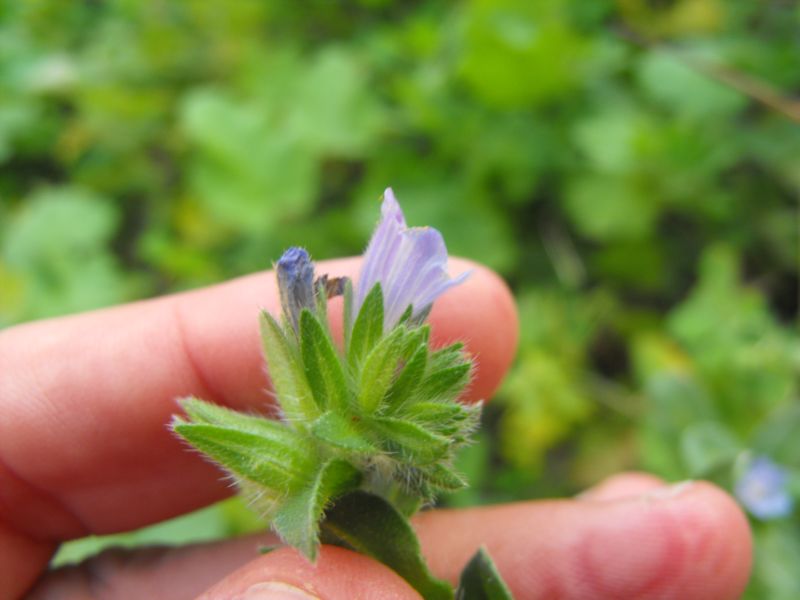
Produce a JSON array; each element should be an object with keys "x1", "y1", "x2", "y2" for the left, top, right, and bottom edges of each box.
[{"x1": 172, "y1": 279, "x2": 478, "y2": 561}]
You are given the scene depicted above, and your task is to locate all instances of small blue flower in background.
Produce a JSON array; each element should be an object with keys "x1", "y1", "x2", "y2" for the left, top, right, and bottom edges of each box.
[
  {"x1": 735, "y1": 456, "x2": 794, "y2": 520},
  {"x1": 276, "y1": 246, "x2": 315, "y2": 332},
  {"x1": 355, "y1": 188, "x2": 468, "y2": 329}
]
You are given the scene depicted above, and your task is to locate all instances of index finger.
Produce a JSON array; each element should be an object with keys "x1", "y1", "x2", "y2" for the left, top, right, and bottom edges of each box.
[{"x1": 0, "y1": 257, "x2": 517, "y2": 542}]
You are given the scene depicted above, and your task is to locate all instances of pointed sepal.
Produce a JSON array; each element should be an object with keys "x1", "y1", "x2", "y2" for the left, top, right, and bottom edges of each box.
[
  {"x1": 300, "y1": 309, "x2": 348, "y2": 412},
  {"x1": 348, "y1": 283, "x2": 384, "y2": 368},
  {"x1": 456, "y1": 547, "x2": 513, "y2": 600},
  {"x1": 259, "y1": 311, "x2": 319, "y2": 420},
  {"x1": 272, "y1": 459, "x2": 362, "y2": 561}
]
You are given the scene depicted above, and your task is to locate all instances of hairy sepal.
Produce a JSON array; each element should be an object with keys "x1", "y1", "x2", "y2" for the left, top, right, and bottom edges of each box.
[
  {"x1": 300, "y1": 308, "x2": 349, "y2": 413},
  {"x1": 370, "y1": 416, "x2": 451, "y2": 465},
  {"x1": 357, "y1": 325, "x2": 407, "y2": 414},
  {"x1": 312, "y1": 411, "x2": 376, "y2": 454},
  {"x1": 259, "y1": 311, "x2": 319, "y2": 420},
  {"x1": 172, "y1": 418, "x2": 312, "y2": 491},
  {"x1": 272, "y1": 458, "x2": 361, "y2": 561},
  {"x1": 348, "y1": 283, "x2": 383, "y2": 368}
]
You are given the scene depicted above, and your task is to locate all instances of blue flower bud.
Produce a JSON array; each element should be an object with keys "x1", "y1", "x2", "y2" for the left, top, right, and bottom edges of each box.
[{"x1": 276, "y1": 246, "x2": 315, "y2": 333}]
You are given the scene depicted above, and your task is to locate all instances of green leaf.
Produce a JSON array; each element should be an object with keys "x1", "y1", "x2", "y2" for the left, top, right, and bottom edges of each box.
[
  {"x1": 313, "y1": 278, "x2": 331, "y2": 336},
  {"x1": 343, "y1": 278, "x2": 355, "y2": 352},
  {"x1": 260, "y1": 311, "x2": 319, "y2": 420},
  {"x1": 396, "y1": 304, "x2": 414, "y2": 326},
  {"x1": 273, "y1": 459, "x2": 361, "y2": 560},
  {"x1": 312, "y1": 411, "x2": 376, "y2": 454},
  {"x1": 386, "y1": 343, "x2": 428, "y2": 407},
  {"x1": 181, "y1": 88, "x2": 317, "y2": 232},
  {"x1": 402, "y1": 401, "x2": 479, "y2": 437},
  {"x1": 357, "y1": 326, "x2": 407, "y2": 414},
  {"x1": 172, "y1": 420, "x2": 310, "y2": 491},
  {"x1": 370, "y1": 416, "x2": 450, "y2": 465},
  {"x1": 423, "y1": 363, "x2": 472, "y2": 401},
  {"x1": 456, "y1": 547, "x2": 513, "y2": 600},
  {"x1": 321, "y1": 491, "x2": 453, "y2": 600},
  {"x1": 428, "y1": 342, "x2": 466, "y2": 371},
  {"x1": 680, "y1": 421, "x2": 741, "y2": 477},
  {"x1": 564, "y1": 175, "x2": 658, "y2": 241},
  {"x1": 637, "y1": 51, "x2": 746, "y2": 121},
  {"x1": 401, "y1": 325, "x2": 431, "y2": 357},
  {"x1": 300, "y1": 309, "x2": 348, "y2": 412},
  {"x1": 348, "y1": 283, "x2": 383, "y2": 368},
  {"x1": 177, "y1": 397, "x2": 304, "y2": 453},
  {"x1": 423, "y1": 463, "x2": 469, "y2": 492}
]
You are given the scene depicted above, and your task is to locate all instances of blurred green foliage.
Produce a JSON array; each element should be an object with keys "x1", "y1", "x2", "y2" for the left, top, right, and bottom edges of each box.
[{"x1": 1, "y1": 0, "x2": 798, "y2": 596}]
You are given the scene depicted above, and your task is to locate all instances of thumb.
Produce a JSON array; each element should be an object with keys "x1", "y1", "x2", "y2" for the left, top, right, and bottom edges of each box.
[{"x1": 199, "y1": 545, "x2": 421, "y2": 600}]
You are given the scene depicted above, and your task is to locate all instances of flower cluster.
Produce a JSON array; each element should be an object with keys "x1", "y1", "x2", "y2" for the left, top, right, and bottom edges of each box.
[{"x1": 172, "y1": 189, "x2": 477, "y2": 560}]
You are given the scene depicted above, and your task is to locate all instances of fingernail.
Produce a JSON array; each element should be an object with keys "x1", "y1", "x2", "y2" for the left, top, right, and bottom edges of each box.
[
  {"x1": 641, "y1": 480, "x2": 694, "y2": 502},
  {"x1": 236, "y1": 581, "x2": 320, "y2": 600}
]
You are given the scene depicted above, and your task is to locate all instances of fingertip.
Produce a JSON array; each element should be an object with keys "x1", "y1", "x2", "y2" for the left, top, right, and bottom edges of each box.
[
  {"x1": 579, "y1": 471, "x2": 666, "y2": 501},
  {"x1": 431, "y1": 258, "x2": 519, "y2": 402},
  {"x1": 199, "y1": 545, "x2": 421, "y2": 600},
  {"x1": 415, "y1": 479, "x2": 752, "y2": 599},
  {"x1": 571, "y1": 480, "x2": 752, "y2": 600},
  {"x1": 667, "y1": 481, "x2": 753, "y2": 597}
]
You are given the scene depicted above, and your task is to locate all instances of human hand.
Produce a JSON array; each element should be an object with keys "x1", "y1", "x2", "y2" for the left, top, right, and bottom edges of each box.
[{"x1": 0, "y1": 258, "x2": 751, "y2": 599}]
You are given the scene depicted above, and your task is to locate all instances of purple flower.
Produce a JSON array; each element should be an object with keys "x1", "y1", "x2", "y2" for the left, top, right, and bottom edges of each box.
[
  {"x1": 355, "y1": 188, "x2": 467, "y2": 330},
  {"x1": 276, "y1": 246, "x2": 315, "y2": 332},
  {"x1": 735, "y1": 456, "x2": 794, "y2": 520}
]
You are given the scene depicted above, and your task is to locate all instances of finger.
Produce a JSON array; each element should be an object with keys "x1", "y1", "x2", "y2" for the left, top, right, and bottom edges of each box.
[
  {"x1": 0, "y1": 258, "x2": 517, "y2": 594},
  {"x1": 28, "y1": 532, "x2": 279, "y2": 600},
  {"x1": 31, "y1": 542, "x2": 421, "y2": 600},
  {"x1": 415, "y1": 480, "x2": 752, "y2": 599},
  {"x1": 198, "y1": 546, "x2": 421, "y2": 600},
  {"x1": 32, "y1": 480, "x2": 751, "y2": 600},
  {"x1": 577, "y1": 472, "x2": 666, "y2": 502}
]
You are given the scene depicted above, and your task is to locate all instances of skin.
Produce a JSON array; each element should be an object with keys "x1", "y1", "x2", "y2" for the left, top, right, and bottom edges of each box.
[{"x1": 0, "y1": 258, "x2": 752, "y2": 599}]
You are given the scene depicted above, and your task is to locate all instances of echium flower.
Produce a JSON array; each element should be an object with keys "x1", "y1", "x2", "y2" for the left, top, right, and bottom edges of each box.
[
  {"x1": 171, "y1": 188, "x2": 478, "y2": 563},
  {"x1": 355, "y1": 188, "x2": 468, "y2": 330},
  {"x1": 735, "y1": 455, "x2": 794, "y2": 520}
]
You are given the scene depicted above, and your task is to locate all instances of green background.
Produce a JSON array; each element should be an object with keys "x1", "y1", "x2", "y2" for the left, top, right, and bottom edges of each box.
[{"x1": 1, "y1": 1, "x2": 798, "y2": 597}]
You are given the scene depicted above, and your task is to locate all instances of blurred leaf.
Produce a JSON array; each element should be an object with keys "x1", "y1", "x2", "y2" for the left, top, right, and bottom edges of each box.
[
  {"x1": 457, "y1": 0, "x2": 586, "y2": 108},
  {"x1": 680, "y1": 421, "x2": 741, "y2": 477},
  {"x1": 573, "y1": 108, "x2": 643, "y2": 173},
  {"x1": 52, "y1": 497, "x2": 261, "y2": 568},
  {"x1": 753, "y1": 404, "x2": 800, "y2": 466},
  {"x1": 747, "y1": 524, "x2": 800, "y2": 600},
  {"x1": 1, "y1": 187, "x2": 137, "y2": 322},
  {"x1": 564, "y1": 175, "x2": 659, "y2": 241},
  {"x1": 637, "y1": 50, "x2": 746, "y2": 120},
  {"x1": 499, "y1": 348, "x2": 593, "y2": 469},
  {"x1": 668, "y1": 246, "x2": 798, "y2": 429},
  {"x1": 181, "y1": 88, "x2": 317, "y2": 231},
  {"x1": 640, "y1": 374, "x2": 716, "y2": 478}
]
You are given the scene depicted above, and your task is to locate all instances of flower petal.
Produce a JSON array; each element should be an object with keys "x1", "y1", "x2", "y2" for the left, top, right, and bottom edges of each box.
[
  {"x1": 735, "y1": 456, "x2": 794, "y2": 520},
  {"x1": 355, "y1": 189, "x2": 467, "y2": 330}
]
